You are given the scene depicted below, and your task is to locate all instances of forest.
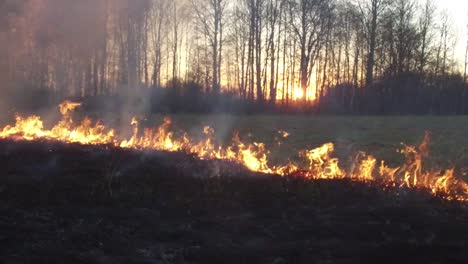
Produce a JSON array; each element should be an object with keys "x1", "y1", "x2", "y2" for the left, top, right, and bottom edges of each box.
[{"x1": 1, "y1": 0, "x2": 468, "y2": 114}]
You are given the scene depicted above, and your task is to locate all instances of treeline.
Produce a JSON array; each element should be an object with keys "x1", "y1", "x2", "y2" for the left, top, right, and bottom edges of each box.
[{"x1": 1, "y1": 0, "x2": 468, "y2": 114}]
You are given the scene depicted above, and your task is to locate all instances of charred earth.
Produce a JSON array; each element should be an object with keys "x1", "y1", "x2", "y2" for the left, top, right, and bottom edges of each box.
[{"x1": 0, "y1": 139, "x2": 467, "y2": 264}]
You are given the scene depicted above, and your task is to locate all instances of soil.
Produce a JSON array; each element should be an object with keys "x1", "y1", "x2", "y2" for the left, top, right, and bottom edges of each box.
[{"x1": 0, "y1": 139, "x2": 467, "y2": 264}]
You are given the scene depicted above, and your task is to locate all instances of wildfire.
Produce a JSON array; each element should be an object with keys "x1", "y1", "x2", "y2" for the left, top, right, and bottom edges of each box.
[{"x1": 0, "y1": 101, "x2": 467, "y2": 201}]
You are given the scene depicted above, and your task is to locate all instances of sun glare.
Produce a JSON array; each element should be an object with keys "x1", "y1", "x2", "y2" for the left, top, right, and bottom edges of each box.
[
  {"x1": 293, "y1": 88, "x2": 304, "y2": 101},
  {"x1": 277, "y1": 80, "x2": 317, "y2": 102}
]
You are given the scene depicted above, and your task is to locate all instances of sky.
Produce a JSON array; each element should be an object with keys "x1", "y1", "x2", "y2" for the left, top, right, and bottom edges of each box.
[{"x1": 433, "y1": 0, "x2": 468, "y2": 64}]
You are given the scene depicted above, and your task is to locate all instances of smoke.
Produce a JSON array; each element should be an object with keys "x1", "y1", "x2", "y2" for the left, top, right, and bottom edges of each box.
[{"x1": 0, "y1": 0, "x2": 28, "y2": 123}]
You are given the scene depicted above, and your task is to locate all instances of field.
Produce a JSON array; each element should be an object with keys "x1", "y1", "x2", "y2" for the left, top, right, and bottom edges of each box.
[
  {"x1": 1, "y1": 115, "x2": 468, "y2": 263},
  {"x1": 142, "y1": 115, "x2": 468, "y2": 168},
  {"x1": 22, "y1": 109, "x2": 468, "y2": 163}
]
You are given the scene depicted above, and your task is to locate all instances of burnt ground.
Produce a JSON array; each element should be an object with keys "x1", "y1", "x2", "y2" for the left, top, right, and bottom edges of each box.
[{"x1": 0, "y1": 139, "x2": 467, "y2": 264}]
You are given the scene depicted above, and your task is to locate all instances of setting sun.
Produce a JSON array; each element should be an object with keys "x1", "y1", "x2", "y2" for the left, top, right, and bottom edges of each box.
[
  {"x1": 293, "y1": 88, "x2": 304, "y2": 101},
  {"x1": 276, "y1": 81, "x2": 317, "y2": 102},
  {"x1": 292, "y1": 86, "x2": 317, "y2": 102}
]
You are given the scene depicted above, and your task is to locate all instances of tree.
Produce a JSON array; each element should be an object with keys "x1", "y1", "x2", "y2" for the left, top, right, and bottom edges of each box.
[
  {"x1": 289, "y1": 0, "x2": 329, "y2": 105},
  {"x1": 232, "y1": 3, "x2": 249, "y2": 99},
  {"x1": 358, "y1": 0, "x2": 388, "y2": 86},
  {"x1": 434, "y1": 11, "x2": 452, "y2": 77},
  {"x1": 391, "y1": 0, "x2": 417, "y2": 75},
  {"x1": 192, "y1": 0, "x2": 227, "y2": 97},
  {"x1": 464, "y1": 14, "x2": 468, "y2": 83},
  {"x1": 418, "y1": 0, "x2": 435, "y2": 74},
  {"x1": 170, "y1": 1, "x2": 191, "y2": 82},
  {"x1": 150, "y1": 0, "x2": 170, "y2": 88}
]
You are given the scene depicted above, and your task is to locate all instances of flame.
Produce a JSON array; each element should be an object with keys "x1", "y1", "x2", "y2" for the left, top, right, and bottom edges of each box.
[
  {"x1": 0, "y1": 102, "x2": 467, "y2": 201},
  {"x1": 299, "y1": 143, "x2": 344, "y2": 179},
  {"x1": 352, "y1": 153, "x2": 377, "y2": 181},
  {"x1": 59, "y1": 100, "x2": 82, "y2": 116},
  {"x1": 278, "y1": 130, "x2": 290, "y2": 138},
  {"x1": 0, "y1": 103, "x2": 115, "y2": 145}
]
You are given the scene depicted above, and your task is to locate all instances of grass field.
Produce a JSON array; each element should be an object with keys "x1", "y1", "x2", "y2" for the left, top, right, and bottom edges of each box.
[
  {"x1": 139, "y1": 115, "x2": 468, "y2": 169},
  {"x1": 4, "y1": 108, "x2": 468, "y2": 169},
  {"x1": 1, "y1": 113, "x2": 468, "y2": 263}
]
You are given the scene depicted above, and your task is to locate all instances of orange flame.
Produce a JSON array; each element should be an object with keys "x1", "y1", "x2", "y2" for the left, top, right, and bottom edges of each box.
[{"x1": 0, "y1": 102, "x2": 467, "y2": 201}]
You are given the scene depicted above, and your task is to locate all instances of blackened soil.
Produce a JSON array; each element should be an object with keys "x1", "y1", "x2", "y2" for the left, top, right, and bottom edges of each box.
[{"x1": 0, "y1": 139, "x2": 466, "y2": 264}]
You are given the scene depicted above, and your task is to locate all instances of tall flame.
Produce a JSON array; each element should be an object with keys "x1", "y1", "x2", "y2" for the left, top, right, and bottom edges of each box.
[{"x1": 0, "y1": 102, "x2": 467, "y2": 201}]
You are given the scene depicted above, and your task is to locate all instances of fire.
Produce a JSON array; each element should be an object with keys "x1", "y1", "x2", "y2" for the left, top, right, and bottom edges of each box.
[
  {"x1": 300, "y1": 143, "x2": 344, "y2": 179},
  {"x1": 0, "y1": 102, "x2": 467, "y2": 201},
  {"x1": 278, "y1": 130, "x2": 290, "y2": 138},
  {"x1": 0, "y1": 101, "x2": 115, "y2": 145},
  {"x1": 59, "y1": 101, "x2": 82, "y2": 116},
  {"x1": 352, "y1": 153, "x2": 377, "y2": 181}
]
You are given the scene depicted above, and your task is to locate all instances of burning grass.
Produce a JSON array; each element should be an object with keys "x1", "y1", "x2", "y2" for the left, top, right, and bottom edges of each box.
[
  {"x1": 1, "y1": 104, "x2": 467, "y2": 262},
  {"x1": 0, "y1": 101, "x2": 467, "y2": 201}
]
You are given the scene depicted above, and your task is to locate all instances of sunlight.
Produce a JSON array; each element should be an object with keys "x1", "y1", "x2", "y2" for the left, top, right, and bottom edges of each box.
[
  {"x1": 292, "y1": 86, "x2": 317, "y2": 102},
  {"x1": 293, "y1": 87, "x2": 304, "y2": 101},
  {"x1": 276, "y1": 81, "x2": 317, "y2": 102}
]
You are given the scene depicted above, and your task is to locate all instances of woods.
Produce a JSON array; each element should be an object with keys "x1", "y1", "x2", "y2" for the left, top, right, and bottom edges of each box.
[{"x1": 1, "y1": 0, "x2": 468, "y2": 114}]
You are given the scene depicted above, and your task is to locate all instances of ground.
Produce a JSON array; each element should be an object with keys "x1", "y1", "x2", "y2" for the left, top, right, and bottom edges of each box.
[
  {"x1": 140, "y1": 115, "x2": 468, "y2": 168},
  {"x1": 0, "y1": 137, "x2": 467, "y2": 264},
  {"x1": 9, "y1": 111, "x2": 468, "y2": 165}
]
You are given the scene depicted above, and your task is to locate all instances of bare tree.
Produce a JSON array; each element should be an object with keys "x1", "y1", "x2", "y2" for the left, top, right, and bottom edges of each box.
[
  {"x1": 393, "y1": 0, "x2": 417, "y2": 74},
  {"x1": 150, "y1": 0, "x2": 170, "y2": 88},
  {"x1": 464, "y1": 14, "x2": 468, "y2": 83},
  {"x1": 289, "y1": 0, "x2": 329, "y2": 104},
  {"x1": 192, "y1": 0, "x2": 227, "y2": 96},
  {"x1": 358, "y1": 0, "x2": 388, "y2": 86},
  {"x1": 232, "y1": 3, "x2": 249, "y2": 99},
  {"x1": 435, "y1": 11, "x2": 452, "y2": 77},
  {"x1": 418, "y1": 0, "x2": 435, "y2": 74},
  {"x1": 266, "y1": 0, "x2": 282, "y2": 104}
]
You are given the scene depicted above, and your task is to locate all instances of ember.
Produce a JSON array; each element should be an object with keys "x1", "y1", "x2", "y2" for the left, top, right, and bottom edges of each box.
[{"x1": 1, "y1": 101, "x2": 467, "y2": 201}]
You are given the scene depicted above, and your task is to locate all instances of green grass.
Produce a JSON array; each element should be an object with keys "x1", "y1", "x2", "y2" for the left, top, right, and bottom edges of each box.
[
  {"x1": 14, "y1": 109, "x2": 468, "y2": 171},
  {"x1": 141, "y1": 115, "x2": 468, "y2": 169}
]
